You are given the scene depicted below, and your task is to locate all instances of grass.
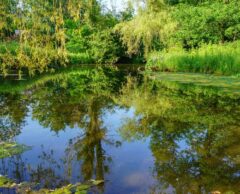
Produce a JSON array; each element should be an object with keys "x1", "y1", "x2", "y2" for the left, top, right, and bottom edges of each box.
[{"x1": 147, "y1": 41, "x2": 240, "y2": 76}]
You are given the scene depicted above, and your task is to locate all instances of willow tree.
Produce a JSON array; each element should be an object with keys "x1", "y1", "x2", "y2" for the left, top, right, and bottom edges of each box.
[
  {"x1": 13, "y1": 1, "x2": 65, "y2": 76},
  {"x1": 0, "y1": 0, "x2": 21, "y2": 76},
  {"x1": 0, "y1": 0, "x2": 18, "y2": 39},
  {"x1": 115, "y1": 0, "x2": 176, "y2": 57},
  {"x1": 0, "y1": 0, "x2": 103, "y2": 77}
]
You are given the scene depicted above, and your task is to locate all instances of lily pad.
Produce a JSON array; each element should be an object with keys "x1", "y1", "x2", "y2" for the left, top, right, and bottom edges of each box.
[
  {"x1": 0, "y1": 175, "x2": 14, "y2": 187},
  {"x1": 0, "y1": 176, "x2": 104, "y2": 194},
  {"x1": 0, "y1": 142, "x2": 31, "y2": 159},
  {"x1": 90, "y1": 179, "x2": 104, "y2": 185}
]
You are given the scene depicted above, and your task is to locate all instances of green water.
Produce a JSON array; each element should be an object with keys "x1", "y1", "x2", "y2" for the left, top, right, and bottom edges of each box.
[{"x1": 0, "y1": 66, "x2": 240, "y2": 194}]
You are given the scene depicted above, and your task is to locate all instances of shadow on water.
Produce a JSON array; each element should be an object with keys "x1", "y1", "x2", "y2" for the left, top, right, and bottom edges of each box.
[{"x1": 0, "y1": 66, "x2": 240, "y2": 193}]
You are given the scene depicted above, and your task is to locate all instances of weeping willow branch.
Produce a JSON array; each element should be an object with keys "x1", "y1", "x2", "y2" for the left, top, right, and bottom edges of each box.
[
  {"x1": 0, "y1": 0, "x2": 101, "y2": 77},
  {"x1": 114, "y1": 0, "x2": 176, "y2": 58}
]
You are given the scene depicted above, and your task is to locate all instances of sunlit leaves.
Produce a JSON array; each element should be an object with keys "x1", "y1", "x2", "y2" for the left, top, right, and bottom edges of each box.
[
  {"x1": 0, "y1": 0, "x2": 104, "y2": 76},
  {"x1": 115, "y1": 2, "x2": 176, "y2": 57}
]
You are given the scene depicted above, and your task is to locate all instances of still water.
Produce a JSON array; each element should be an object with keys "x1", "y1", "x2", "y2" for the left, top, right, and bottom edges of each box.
[{"x1": 0, "y1": 66, "x2": 240, "y2": 194}]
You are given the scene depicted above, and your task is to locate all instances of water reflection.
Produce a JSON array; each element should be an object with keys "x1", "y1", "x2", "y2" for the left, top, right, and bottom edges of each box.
[
  {"x1": 0, "y1": 93, "x2": 28, "y2": 141},
  {"x1": 118, "y1": 78, "x2": 240, "y2": 193},
  {"x1": 0, "y1": 67, "x2": 240, "y2": 193},
  {"x1": 0, "y1": 67, "x2": 125, "y2": 193}
]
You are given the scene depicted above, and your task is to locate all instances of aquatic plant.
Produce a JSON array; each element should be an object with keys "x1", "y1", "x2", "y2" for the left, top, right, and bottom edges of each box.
[
  {"x1": 0, "y1": 142, "x2": 30, "y2": 159},
  {"x1": 0, "y1": 176, "x2": 104, "y2": 194},
  {"x1": 0, "y1": 176, "x2": 14, "y2": 187}
]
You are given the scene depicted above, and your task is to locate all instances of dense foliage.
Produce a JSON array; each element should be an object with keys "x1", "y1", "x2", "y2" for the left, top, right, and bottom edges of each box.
[
  {"x1": 1, "y1": 0, "x2": 240, "y2": 75},
  {"x1": 116, "y1": 0, "x2": 240, "y2": 75},
  {"x1": 0, "y1": 0, "x2": 131, "y2": 76}
]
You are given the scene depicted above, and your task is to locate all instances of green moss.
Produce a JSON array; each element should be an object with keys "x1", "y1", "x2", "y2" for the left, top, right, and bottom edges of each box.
[{"x1": 0, "y1": 142, "x2": 31, "y2": 159}]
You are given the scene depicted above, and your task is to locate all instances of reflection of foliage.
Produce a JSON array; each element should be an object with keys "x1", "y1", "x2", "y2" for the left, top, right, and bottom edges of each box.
[
  {"x1": 31, "y1": 66, "x2": 124, "y2": 132},
  {"x1": 146, "y1": 72, "x2": 240, "y2": 95},
  {"x1": 118, "y1": 78, "x2": 240, "y2": 193},
  {"x1": 26, "y1": 145, "x2": 68, "y2": 189},
  {"x1": 65, "y1": 97, "x2": 113, "y2": 183},
  {"x1": 1, "y1": 66, "x2": 240, "y2": 193},
  {"x1": 0, "y1": 145, "x2": 104, "y2": 193},
  {"x1": 0, "y1": 142, "x2": 30, "y2": 159},
  {"x1": 0, "y1": 66, "x2": 126, "y2": 136},
  {"x1": 0, "y1": 93, "x2": 28, "y2": 141},
  {"x1": 0, "y1": 66, "x2": 125, "y2": 192}
]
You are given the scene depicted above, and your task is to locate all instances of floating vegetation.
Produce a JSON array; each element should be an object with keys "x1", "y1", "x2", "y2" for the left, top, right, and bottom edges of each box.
[
  {"x1": 0, "y1": 142, "x2": 31, "y2": 159},
  {"x1": 146, "y1": 72, "x2": 240, "y2": 95},
  {"x1": 0, "y1": 176, "x2": 14, "y2": 187},
  {"x1": 0, "y1": 176, "x2": 104, "y2": 194}
]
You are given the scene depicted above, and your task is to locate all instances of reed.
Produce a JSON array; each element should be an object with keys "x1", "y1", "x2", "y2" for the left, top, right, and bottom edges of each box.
[{"x1": 147, "y1": 41, "x2": 240, "y2": 75}]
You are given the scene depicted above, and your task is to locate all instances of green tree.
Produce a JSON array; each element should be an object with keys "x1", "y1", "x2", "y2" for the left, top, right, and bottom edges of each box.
[
  {"x1": 115, "y1": 0, "x2": 176, "y2": 57},
  {"x1": 173, "y1": 0, "x2": 240, "y2": 48}
]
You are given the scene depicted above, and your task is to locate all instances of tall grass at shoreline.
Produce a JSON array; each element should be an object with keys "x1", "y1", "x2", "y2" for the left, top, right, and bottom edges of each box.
[{"x1": 147, "y1": 41, "x2": 240, "y2": 76}]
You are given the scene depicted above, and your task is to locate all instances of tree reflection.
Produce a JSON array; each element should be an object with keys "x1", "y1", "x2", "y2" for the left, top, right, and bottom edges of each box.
[
  {"x1": 64, "y1": 96, "x2": 117, "y2": 193},
  {"x1": 0, "y1": 155, "x2": 27, "y2": 183},
  {"x1": 27, "y1": 67, "x2": 124, "y2": 192},
  {"x1": 0, "y1": 93, "x2": 29, "y2": 141},
  {"x1": 30, "y1": 146, "x2": 69, "y2": 189},
  {"x1": 2, "y1": 67, "x2": 240, "y2": 193},
  {"x1": 118, "y1": 78, "x2": 240, "y2": 193},
  {"x1": 0, "y1": 67, "x2": 124, "y2": 192}
]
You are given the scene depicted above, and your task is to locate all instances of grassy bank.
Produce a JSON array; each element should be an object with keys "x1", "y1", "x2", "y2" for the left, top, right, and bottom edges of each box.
[{"x1": 147, "y1": 41, "x2": 240, "y2": 76}]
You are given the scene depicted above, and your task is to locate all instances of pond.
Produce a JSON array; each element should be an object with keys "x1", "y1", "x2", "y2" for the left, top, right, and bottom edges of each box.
[{"x1": 0, "y1": 66, "x2": 240, "y2": 194}]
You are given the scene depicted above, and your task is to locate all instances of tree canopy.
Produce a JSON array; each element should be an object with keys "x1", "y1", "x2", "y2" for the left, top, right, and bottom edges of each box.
[{"x1": 1, "y1": 0, "x2": 240, "y2": 76}]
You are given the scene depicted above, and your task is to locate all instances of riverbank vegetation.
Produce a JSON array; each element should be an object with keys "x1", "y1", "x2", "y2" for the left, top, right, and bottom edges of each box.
[
  {"x1": 0, "y1": 175, "x2": 104, "y2": 194},
  {"x1": 146, "y1": 41, "x2": 240, "y2": 75},
  {"x1": 1, "y1": 0, "x2": 240, "y2": 76}
]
